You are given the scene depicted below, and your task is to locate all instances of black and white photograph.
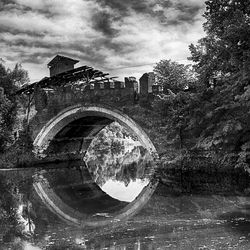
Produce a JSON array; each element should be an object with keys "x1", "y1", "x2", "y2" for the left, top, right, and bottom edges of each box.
[{"x1": 0, "y1": 0, "x2": 250, "y2": 249}]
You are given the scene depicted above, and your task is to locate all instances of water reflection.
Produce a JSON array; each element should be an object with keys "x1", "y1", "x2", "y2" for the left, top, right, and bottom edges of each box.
[
  {"x1": 19, "y1": 121, "x2": 156, "y2": 227},
  {"x1": 0, "y1": 121, "x2": 158, "y2": 247},
  {"x1": 85, "y1": 122, "x2": 154, "y2": 203},
  {"x1": 3, "y1": 240, "x2": 43, "y2": 250},
  {"x1": 4, "y1": 122, "x2": 250, "y2": 248},
  {"x1": 2, "y1": 181, "x2": 250, "y2": 249},
  {"x1": 101, "y1": 179, "x2": 149, "y2": 202}
]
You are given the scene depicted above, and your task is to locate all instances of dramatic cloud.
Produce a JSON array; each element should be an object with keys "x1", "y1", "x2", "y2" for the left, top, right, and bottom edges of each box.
[{"x1": 0, "y1": 0, "x2": 206, "y2": 81}]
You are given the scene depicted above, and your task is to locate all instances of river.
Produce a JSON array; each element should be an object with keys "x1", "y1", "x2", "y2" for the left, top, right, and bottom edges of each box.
[
  {"x1": 1, "y1": 182, "x2": 250, "y2": 249},
  {"x1": 1, "y1": 123, "x2": 250, "y2": 249}
]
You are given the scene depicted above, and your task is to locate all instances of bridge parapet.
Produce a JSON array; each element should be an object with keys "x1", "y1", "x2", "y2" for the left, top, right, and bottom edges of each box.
[{"x1": 33, "y1": 81, "x2": 134, "y2": 117}]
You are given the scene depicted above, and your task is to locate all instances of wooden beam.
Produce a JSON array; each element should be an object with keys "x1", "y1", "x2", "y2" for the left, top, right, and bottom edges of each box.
[{"x1": 15, "y1": 65, "x2": 114, "y2": 95}]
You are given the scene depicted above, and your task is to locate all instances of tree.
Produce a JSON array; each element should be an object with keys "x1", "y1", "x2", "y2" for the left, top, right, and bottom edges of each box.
[
  {"x1": 153, "y1": 60, "x2": 194, "y2": 94},
  {"x1": 189, "y1": 0, "x2": 250, "y2": 86},
  {"x1": 0, "y1": 63, "x2": 33, "y2": 241},
  {"x1": 188, "y1": 0, "x2": 250, "y2": 167},
  {"x1": 153, "y1": 0, "x2": 250, "y2": 170},
  {"x1": 0, "y1": 63, "x2": 29, "y2": 153}
]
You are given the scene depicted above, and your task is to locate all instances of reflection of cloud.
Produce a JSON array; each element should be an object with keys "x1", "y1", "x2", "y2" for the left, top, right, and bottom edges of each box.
[
  {"x1": 22, "y1": 241, "x2": 42, "y2": 250},
  {"x1": 102, "y1": 179, "x2": 149, "y2": 202},
  {"x1": 0, "y1": 0, "x2": 205, "y2": 81}
]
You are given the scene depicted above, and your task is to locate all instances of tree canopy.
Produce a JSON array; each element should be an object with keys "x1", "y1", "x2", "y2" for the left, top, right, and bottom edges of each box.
[
  {"x1": 0, "y1": 63, "x2": 29, "y2": 153},
  {"x1": 189, "y1": 0, "x2": 250, "y2": 86},
  {"x1": 153, "y1": 59, "x2": 195, "y2": 94}
]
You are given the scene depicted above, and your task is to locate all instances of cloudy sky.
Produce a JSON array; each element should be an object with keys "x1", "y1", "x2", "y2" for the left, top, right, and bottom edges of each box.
[{"x1": 0, "y1": 0, "x2": 206, "y2": 82}]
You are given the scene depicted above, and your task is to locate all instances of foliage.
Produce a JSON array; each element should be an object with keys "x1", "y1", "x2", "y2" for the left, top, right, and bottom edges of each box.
[
  {"x1": 154, "y1": 59, "x2": 196, "y2": 94},
  {"x1": 0, "y1": 94, "x2": 16, "y2": 152},
  {"x1": 189, "y1": 0, "x2": 250, "y2": 86},
  {"x1": 0, "y1": 63, "x2": 29, "y2": 153},
  {"x1": 153, "y1": 0, "x2": 250, "y2": 169},
  {"x1": 188, "y1": 0, "x2": 250, "y2": 168},
  {"x1": 0, "y1": 129, "x2": 35, "y2": 169}
]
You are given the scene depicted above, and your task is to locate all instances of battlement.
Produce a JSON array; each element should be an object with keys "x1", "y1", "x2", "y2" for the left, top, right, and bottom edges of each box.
[
  {"x1": 34, "y1": 78, "x2": 136, "y2": 114},
  {"x1": 83, "y1": 80, "x2": 132, "y2": 91}
]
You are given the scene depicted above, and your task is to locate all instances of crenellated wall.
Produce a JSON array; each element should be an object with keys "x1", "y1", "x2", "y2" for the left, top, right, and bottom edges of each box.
[{"x1": 35, "y1": 80, "x2": 134, "y2": 110}]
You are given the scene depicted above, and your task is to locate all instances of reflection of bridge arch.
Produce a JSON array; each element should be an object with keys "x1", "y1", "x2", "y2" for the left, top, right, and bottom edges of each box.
[{"x1": 33, "y1": 104, "x2": 158, "y2": 227}]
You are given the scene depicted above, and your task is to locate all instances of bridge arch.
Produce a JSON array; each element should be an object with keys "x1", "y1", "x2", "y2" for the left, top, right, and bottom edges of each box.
[{"x1": 33, "y1": 104, "x2": 158, "y2": 227}]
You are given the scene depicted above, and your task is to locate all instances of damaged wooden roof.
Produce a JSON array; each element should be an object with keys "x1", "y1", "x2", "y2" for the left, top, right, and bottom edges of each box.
[{"x1": 16, "y1": 65, "x2": 114, "y2": 95}]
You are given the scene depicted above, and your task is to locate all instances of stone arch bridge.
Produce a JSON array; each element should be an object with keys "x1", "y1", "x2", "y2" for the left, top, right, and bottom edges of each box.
[
  {"x1": 16, "y1": 65, "x2": 167, "y2": 227},
  {"x1": 15, "y1": 64, "x2": 250, "y2": 227}
]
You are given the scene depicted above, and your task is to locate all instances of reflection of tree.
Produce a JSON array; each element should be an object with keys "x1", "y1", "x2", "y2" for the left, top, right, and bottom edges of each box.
[
  {"x1": 85, "y1": 122, "x2": 154, "y2": 186},
  {"x1": 0, "y1": 173, "x2": 37, "y2": 243},
  {"x1": 0, "y1": 176, "x2": 19, "y2": 239},
  {"x1": 117, "y1": 162, "x2": 137, "y2": 187}
]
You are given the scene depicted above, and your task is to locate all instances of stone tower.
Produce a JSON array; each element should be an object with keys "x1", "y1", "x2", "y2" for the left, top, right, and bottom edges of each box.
[{"x1": 139, "y1": 72, "x2": 155, "y2": 96}]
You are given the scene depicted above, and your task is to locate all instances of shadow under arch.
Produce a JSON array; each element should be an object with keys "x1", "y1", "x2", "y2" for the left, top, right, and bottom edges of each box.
[{"x1": 33, "y1": 104, "x2": 158, "y2": 227}]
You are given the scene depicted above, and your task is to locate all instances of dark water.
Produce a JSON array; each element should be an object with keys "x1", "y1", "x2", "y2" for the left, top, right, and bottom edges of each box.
[{"x1": 2, "y1": 160, "x2": 250, "y2": 250}]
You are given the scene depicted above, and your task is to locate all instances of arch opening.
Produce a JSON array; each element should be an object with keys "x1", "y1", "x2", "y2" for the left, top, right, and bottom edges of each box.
[{"x1": 33, "y1": 105, "x2": 158, "y2": 227}]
